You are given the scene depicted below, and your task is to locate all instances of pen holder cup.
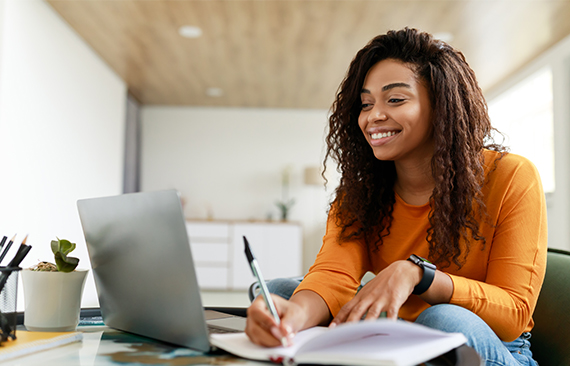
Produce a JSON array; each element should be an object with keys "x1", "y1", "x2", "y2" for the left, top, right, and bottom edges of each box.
[{"x1": 0, "y1": 267, "x2": 21, "y2": 344}]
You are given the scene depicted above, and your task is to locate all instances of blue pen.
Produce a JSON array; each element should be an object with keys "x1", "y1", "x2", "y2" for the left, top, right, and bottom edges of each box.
[{"x1": 243, "y1": 236, "x2": 288, "y2": 347}]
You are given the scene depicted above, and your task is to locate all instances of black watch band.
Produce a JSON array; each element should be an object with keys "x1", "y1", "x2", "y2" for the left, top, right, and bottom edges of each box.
[{"x1": 407, "y1": 254, "x2": 436, "y2": 295}]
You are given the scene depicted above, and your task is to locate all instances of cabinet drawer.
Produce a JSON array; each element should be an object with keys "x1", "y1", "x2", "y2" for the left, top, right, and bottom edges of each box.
[
  {"x1": 195, "y1": 266, "x2": 228, "y2": 289},
  {"x1": 186, "y1": 222, "x2": 230, "y2": 239},
  {"x1": 191, "y1": 242, "x2": 229, "y2": 263}
]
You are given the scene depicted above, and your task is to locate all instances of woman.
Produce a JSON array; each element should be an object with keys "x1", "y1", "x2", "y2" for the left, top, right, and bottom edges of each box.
[{"x1": 246, "y1": 28, "x2": 547, "y2": 365}]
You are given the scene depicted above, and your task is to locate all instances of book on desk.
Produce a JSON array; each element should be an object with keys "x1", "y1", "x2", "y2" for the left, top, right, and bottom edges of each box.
[
  {"x1": 0, "y1": 330, "x2": 83, "y2": 362},
  {"x1": 211, "y1": 319, "x2": 467, "y2": 366}
]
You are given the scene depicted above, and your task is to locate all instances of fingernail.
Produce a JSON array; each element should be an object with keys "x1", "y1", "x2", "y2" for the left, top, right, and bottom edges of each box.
[
  {"x1": 329, "y1": 322, "x2": 337, "y2": 328},
  {"x1": 270, "y1": 326, "x2": 282, "y2": 340}
]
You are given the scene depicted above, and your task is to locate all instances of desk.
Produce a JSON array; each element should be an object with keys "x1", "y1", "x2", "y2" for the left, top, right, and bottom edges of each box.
[
  {"x1": 11, "y1": 326, "x2": 266, "y2": 366},
  {"x1": 10, "y1": 308, "x2": 482, "y2": 366},
  {"x1": 9, "y1": 327, "x2": 482, "y2": 366}
]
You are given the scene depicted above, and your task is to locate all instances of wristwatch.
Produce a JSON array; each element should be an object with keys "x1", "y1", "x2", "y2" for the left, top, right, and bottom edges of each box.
[{"x1": 407, "y1": 254, "x2": 436, "y2": 295}]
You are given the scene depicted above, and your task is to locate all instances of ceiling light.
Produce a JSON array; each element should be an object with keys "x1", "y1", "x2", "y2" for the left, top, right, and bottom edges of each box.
[
  {"x1": 433, "y1": 32, "x2": 454, "y2": 43},
  {"x1": 206, "y1": 87, "x2": 224, "y2": 97},
  {"x1": 178, "y1": 25, "x2": 202, "y2": 38}
]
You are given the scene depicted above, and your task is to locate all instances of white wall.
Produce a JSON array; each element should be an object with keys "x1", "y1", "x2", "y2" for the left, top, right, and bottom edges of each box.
[
  {"x1": 486, "y1": 32, "x2": 570, "y2": 251},
  {"x1": 141, "y1": 107, "x2": 338, "y2": 271},
  {"x1": 0, "y1": 0, "x2": 127, "y2": 310}
]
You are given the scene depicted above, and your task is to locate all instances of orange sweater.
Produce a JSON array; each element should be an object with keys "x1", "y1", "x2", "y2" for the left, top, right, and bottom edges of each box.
[{"x1": 294, "y1": 150, "x2": 547, "y2": 342}]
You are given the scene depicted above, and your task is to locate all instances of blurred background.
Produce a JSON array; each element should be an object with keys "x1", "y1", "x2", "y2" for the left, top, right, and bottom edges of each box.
[{"x1": 0, "y1": 0, "x2": 568, "y2": 310}]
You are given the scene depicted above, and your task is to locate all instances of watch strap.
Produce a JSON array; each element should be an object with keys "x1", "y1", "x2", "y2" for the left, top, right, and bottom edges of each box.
[{"x1": 407, "y1": 254, "x2": 436, "y2": 295}]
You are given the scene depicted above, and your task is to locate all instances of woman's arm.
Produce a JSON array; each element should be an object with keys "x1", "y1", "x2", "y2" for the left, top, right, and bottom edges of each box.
[
  {"x1": 330, "y1": 260, "x2": 453, "y2": 325},
  {"x1": 446, "y1": 155, "x2": 547, "y2": 341}
]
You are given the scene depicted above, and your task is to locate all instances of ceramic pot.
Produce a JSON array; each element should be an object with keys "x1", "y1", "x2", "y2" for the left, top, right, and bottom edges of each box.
[{"x1": 21, "y1": 269, "x2": 88, "y2": 332}]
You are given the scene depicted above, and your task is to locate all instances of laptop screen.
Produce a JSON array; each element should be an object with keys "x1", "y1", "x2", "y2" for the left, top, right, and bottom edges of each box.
[{"x1": 77, "y1": 189, "x2": 211, "y2": 351}]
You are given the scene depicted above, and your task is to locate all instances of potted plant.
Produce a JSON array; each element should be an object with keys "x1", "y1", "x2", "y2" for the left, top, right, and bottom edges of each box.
[{"x1": 21, "y1": 238, "x2": 88, "y2": 332}]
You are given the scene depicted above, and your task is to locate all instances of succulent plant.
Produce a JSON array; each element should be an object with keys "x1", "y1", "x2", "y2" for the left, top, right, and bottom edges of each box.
[{"x1": 50, "y1": 238, "x2": 79, "y2": 272}]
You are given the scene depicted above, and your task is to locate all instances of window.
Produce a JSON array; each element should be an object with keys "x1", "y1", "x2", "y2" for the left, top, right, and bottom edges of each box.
[{"x1": 488, "y1": 67, "x2": 555, "y2": 193}]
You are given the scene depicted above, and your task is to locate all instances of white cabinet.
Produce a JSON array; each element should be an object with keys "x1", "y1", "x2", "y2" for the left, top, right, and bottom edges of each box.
[{"x1": 186, "y1": 221, "x2": 302, "y2": 290}]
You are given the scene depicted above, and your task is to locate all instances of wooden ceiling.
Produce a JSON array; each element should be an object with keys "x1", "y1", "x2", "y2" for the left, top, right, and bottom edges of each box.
[{"x1": 47, "y1": 0, "x2": 570, "y2": 109}]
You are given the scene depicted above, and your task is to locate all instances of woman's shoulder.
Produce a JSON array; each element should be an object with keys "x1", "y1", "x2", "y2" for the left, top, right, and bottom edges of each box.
[
  {"x1": 483, "y1": 150, "x2": 541, "y2": 188},
  {"x1": 483, "y1": 150, "x2": 539, "y2": 176}
]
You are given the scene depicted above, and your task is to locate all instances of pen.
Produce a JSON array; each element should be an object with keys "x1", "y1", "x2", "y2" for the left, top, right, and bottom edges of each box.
[{"x1": 243, "y1": 236, "x2": 288, "y2": 347}]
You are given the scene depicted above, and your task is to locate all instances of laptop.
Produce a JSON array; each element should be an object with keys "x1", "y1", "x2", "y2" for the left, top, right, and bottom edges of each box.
[{"x1": 77, "y1": 189, "x2": 246, "y2": 352}]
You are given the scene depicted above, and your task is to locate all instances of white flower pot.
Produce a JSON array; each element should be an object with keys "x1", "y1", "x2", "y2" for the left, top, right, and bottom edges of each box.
[{"x1": 21, "y1": 269, "x2": 88, "y2": 332}]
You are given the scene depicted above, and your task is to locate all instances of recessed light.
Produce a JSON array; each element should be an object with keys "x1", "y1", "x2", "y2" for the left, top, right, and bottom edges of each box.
[
  {"x1": 206, "y1": 87, "x2": 224, "y2": 97},
  {"x1": 178, "y1": 25, "x2": 202, "y2": 38},
  {"x1": 433, "y1": 32, "x2": 454, "y2": 43}
]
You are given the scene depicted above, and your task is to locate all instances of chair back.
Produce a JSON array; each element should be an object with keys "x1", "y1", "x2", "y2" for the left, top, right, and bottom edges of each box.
[{"x1": 531, "y1": 248, "x2": 570, "y2": 365}]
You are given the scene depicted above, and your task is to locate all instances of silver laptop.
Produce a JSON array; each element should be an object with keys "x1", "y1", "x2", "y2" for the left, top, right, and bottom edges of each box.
[{"x1": 77, "y1": 189, "x2": 246, "y2": 352}]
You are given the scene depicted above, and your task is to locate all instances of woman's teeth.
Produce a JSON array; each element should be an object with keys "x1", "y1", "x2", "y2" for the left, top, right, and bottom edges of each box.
[{"x1": 371, "y1": 131, "x2": 397, "y2": 139}]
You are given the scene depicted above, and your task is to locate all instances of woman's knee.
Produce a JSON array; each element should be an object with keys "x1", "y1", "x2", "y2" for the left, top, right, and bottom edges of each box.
[
  {"x1": 266, "y1": 277, "x2": 302, "y2": 300},
  {"x1": 416, "y1": 304, "x2": 514, "y2": 363},
  {"x1": 415, "y1": 304, "x2": 484, "y2": 332}
]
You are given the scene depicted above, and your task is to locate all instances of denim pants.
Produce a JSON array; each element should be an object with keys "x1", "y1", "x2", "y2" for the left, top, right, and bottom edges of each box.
[{"x1": 266, "y1": 278, "x2": 538, "y2": 366}]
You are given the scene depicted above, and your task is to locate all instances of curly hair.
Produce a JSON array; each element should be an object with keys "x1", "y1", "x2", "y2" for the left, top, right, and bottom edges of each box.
[{"x1": 324, "y1": 28, "x2": 506, "y2": 268}]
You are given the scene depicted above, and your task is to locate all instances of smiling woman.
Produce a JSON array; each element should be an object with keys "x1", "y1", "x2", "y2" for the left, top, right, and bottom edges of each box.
[{"x1": 245, "y1": 28, "x2": 547, "y2": 366}]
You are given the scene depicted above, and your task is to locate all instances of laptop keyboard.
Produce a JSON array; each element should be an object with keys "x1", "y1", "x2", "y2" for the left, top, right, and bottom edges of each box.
[{"x1": 207, "y1": 325, "x2": 242, "y2": 334}]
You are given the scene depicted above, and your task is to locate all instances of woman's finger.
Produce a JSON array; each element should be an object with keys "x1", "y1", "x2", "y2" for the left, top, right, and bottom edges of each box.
[
  {"x1": 245, "y1": 315, "x2": 283, "y2": 347},
  {"x1": 247, "y1": 297, "x2": 279, "y2": 330},
  {"x1": 330, "y1": 298, "x2": 356, "y2": 326},
  {"x1": 363, "y1": 301, "x2": 385, "y2": 320},
  {"x1": 344, "y1": 299, "x2": 373, "y2": 323},
  {"x1": 246, "y1": 295, "x2": 294, "y2": 347}
]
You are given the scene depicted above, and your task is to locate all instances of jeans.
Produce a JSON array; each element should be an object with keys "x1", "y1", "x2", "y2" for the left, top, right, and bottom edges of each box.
[{"x1": 266, "y1": 278, "x2": 538, "y2": 366}]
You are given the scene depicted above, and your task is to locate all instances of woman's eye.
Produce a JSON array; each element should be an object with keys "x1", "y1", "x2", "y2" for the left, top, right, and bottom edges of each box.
[
  {"x1": 388, "y1": 98, "x2": 405, "y2": 104},
  {"x1": 361, "y1": 103, "x2": 372, "y2": 110}
]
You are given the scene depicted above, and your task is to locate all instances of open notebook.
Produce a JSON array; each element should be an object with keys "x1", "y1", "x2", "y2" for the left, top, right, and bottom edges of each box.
[{"x1": 211, "y1": 319, "x2": 467, "y2": 366}]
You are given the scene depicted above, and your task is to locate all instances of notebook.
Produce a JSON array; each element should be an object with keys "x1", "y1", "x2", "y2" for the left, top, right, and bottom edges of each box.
[
  {"x1": 0, "y1": 331, "x2": 83, "y2": 362},
  {"x1": 77, "y1": 189, "x2": 246, "y2": 352}
]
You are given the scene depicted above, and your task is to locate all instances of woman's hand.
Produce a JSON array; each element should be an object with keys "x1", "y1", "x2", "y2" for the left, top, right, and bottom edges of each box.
[
  {"x1": 245, "y1": 290, "x2": 332, "y2": 347},
  {"x1": 245, "y1": 294, "x2": 305, "y2": 347},
  {"x1": 330, "y1": 260, "x2": 421, "y2": 325}
]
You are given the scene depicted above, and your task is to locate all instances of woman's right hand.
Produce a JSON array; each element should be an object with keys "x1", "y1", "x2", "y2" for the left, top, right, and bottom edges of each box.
[
  {"x1": 246, "y1": 290, "x2": 332, "y2": 347},
  {"x1": 245, "y1": 294, "x2": 307, "y2": 347}
]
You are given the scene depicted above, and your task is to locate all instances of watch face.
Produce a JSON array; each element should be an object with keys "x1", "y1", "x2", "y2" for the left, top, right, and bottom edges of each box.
[
  {"x1": 419, "y1": 258, "x2": 436, "y2": 270},
  {"x1": 410, "y1": 254, "x2": 436, "y2": 269}
]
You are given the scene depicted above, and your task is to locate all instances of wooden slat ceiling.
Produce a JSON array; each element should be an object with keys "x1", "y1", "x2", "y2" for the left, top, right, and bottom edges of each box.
[{"x1": 47, "y1": 0, "x2": 570, "y2": 109}]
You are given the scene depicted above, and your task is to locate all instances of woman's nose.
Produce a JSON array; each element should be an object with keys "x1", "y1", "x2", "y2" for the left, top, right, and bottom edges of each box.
[{"x1": 368, "y1": 105, "x2": 388, "y2": 122}]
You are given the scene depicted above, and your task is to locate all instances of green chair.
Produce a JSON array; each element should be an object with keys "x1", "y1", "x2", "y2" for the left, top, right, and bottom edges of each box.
[{"x1": 531, "y1": 248, "x2": 570, "y2": 365}]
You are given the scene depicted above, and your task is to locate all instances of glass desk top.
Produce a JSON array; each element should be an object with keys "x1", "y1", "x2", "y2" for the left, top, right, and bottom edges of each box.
[
  {"x1": 10, "y1": 326, "x2": 266, "y2": 366},
  {"x1": 8, "y1": 325, "x2": 481, "y2": 366}
]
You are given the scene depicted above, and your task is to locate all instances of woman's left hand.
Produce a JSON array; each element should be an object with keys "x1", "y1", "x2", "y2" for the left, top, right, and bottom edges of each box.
[{"x1": 330, "y1": 260, "x2": 421, "y2": 325}]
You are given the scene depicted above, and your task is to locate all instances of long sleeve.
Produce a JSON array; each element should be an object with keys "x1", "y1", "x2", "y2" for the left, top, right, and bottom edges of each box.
[
  {"x1": 292, "y1": 151, "x2": 547, "y2": 342},
  {"x1": 448, "y1": 153, "x2": 548, "y2": 342},
  {"x1": 293, "y1": 210, "x2": 372, "y2": 317}
]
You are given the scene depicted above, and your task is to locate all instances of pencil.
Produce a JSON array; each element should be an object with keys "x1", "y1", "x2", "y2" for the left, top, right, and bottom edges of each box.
[
  {"x1": 7, "y1": 235, "x2": 31, "y2": 268},
  {"x1": 0, "y1": 235, "x2": 16, "y2": 264},
  {"x1": 0, "y1": 236, "x2": 7, "y2": 249}
]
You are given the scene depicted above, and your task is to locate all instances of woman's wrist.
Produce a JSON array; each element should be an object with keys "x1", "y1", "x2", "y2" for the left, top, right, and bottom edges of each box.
[
  {"x1": 400, "y1": 259, "x2": 423, "y2": 289},
  {"x1": 290, "y1": 290, "x2": 332, "y2": 328}
]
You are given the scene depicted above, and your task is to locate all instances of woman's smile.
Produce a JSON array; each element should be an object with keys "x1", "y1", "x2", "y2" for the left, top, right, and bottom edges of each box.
[{"x1": 369, "y1": 130, "x2": 401, "y2": 146}]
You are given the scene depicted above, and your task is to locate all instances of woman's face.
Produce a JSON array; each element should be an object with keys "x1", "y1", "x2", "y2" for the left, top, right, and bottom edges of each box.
[{"x1": 358, "y1": 59, "x2": 434, "y2": 164}]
